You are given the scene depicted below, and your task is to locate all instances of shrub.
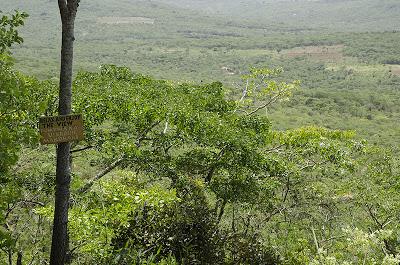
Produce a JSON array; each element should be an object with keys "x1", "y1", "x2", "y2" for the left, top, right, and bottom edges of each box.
[{"x1": 110, "y1": 177, "x2": 225, "y2": 264}]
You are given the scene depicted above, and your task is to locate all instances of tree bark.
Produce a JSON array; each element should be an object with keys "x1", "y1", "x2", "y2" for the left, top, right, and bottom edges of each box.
[
  {"x1": 50, "y1": 1, "x2": 79, "y2": 265},
  {"x1": 8, "y1": 250, "x2": 12, "y2": 265},
  {"x1": 16, "y1": 251, "x2": 22, "y2": 265}
]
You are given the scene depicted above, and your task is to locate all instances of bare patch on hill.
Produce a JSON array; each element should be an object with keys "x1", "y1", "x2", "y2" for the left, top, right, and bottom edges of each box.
[
  {"x1": 97, "y1": 17, "x2": 155, "y2": 25},
  {"x1": 326, "y1": 64, "x2": 400, "y2": 76},
  {"x1": 389, "y1": 65, "x2": 400, "y2": 76},
  {"x1": 221, "y1": 66, "x2": 235, "y2": 75},
  {"x1": 281, "y1": 45, "x2": 344, "y2": 62}
]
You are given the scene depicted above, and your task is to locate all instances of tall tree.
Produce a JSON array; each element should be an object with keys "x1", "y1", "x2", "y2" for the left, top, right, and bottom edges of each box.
[{"x1": 50, "y1": 1, "x2": 79, "y2": 264}]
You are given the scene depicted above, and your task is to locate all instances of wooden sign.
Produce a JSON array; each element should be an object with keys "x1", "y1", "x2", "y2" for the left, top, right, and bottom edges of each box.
[{"x1": 39, "y1": 114, "x2": 84, "y2": 144}]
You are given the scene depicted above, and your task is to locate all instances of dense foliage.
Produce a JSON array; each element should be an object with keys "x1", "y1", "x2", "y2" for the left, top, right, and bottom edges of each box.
[{"x1": 2, "y1": 62, "x2": 400, "y2": 264}]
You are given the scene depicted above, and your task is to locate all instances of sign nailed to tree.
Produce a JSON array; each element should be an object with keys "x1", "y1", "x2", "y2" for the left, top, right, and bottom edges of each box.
[{"x1": 39, "y1": 114, "x2": 84, "y2": 144}]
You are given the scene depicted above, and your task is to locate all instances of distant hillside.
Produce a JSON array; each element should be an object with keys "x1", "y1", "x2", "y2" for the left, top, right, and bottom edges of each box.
[
  {"x1": 159, "y1": 0, "x2": 400, "y2": 32},
  {"x1": 0, "y1": 0, "x2": 398, "y2": 80},
  {"x1": 1, "y1": 0, "x2": 399, "y2": 35},
  {"x1": 0, "y1": 0, "x2": 399, "y2": 146}
]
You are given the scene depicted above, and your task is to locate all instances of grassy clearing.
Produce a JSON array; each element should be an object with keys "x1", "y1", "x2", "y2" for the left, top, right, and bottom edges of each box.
[
  {"x1": 325, "y1": 64, "x2": 394, "y2": 76},
  {"x1": 281, "y1": 45, "x2": 344, "y2": 62},
  {"x1": 389, "y1": 65, "x2": 400, "y2": 76}
]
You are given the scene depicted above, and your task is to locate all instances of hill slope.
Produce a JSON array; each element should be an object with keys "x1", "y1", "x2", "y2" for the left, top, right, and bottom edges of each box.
[
  {"x1": 159, "y1": 0, "x2": 400, "y2": 32},
  {"x1": 1, "y1": 0, "x2": 399, "y2": 146}
]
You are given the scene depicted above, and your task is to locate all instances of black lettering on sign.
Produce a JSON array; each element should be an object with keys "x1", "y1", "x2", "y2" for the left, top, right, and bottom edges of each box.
[{"x1": 39, "y1": 114, "x2": 84, "y2": 144}]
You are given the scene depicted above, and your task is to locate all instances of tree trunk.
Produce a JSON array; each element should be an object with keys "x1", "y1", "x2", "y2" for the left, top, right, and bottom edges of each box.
[
  {"x1": 16, "y1": 251, "x2": 22, "y2": 265},
  {"x1": 8, "y1": 250, "x2": 12, "y2": 265},
  {"x1": 50, "y1": 1, "x2": 79, "y2": 265}
]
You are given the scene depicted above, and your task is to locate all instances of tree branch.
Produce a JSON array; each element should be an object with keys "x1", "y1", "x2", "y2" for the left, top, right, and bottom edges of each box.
[
  {"x1": 216, "y1": 198, "x2": 227, "y2": 224},
  {"x1": 0, "y1": 110, "x2": 18, "y2": 118},
  {"x1": 70, "y1": 146, "x2": 93, "y2": 154},
  {"x1": 246, "y1": 93, "x2": 281, "y2": 116},
  {"x1": 311, "y1": 226, "x2": 320, "y2": 251},
  {"x1": 57, "y1": 0, "x2": 68, "y2": 20},
  {"x1": 135, "y1": 120, "x2": 162, "y2": 147},
  {"x1": 265, "y1": 143, "x2": 286, "y2": 153},
  {"x1": 366, "y1": 205, "x2": 383, "y2": 229},
  {"x1": 78, "y1": 158, "x2": 124, "y2": 194},
  {"x1": 77, "y1": 120, "x2": 162, "y2": 193},
  {"x1": 205, "y1": 145, "x2": 228, "y2": 183},
  {"x1": 239, "y1": 79, "x2": 249, "y2": 103}
]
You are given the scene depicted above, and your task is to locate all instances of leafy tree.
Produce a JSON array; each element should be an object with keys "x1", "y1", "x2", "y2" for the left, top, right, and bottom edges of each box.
[
  {"x1": 111, "y1": 178, "x2": 225, "y2": 265},
  {"x1": 0, "y1": 10, "x2": 60, "y2": 265},
  {"x1": 0, "y1": 10, "x2": 28, "y2": 59},
  {"x1": 0, "y1": 10, "x2": 30, "y2": 180},
  {"x1": 57, "y1": 65, "x2": 362, "y2": 264},
  {"x1": 0, "y1": 10, "x2": 34, "y2": 264}
]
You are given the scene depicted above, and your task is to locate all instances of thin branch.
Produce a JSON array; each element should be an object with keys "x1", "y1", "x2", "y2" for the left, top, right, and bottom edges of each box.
[
  {"x1": 8, "y1": 250, "x2": 12, "y2": 265},
  {"x1": 299, "y1": 159, "x2": 329, "y2": 171},
  {"x1": 239, "y1": 79, "x2": 249, "y2": 103},
  {"x1": 231, "y1": 203, "x2": 236, "y2": 233},
  {"x1": 282, "y1": 176, "x2": 290, "y2": 203},
  {"x1": 78, "y1": 158, "x2": 124, "y2": 194},
  {"x1": 70, "y1": 146, "x2": 94, "y2": 154},
  {"x1": 262, "y1": 174, "x2": 290, "y2": 223},
  {"x1": 68, "y1": 241, "x2": 86, "y2": 257},
  {"x1": 135, "y1": 120, "x2": 162, "y2": 147},
  {"x1": 163, "y1": 121, "x2": 168, "y2": 134},
  {"x1": 246, "y1": 93, "x2": 282, "y2": 116},
  {"x1": 366, "y1": 205, "x2": 383, "y2": 229},
  {"x1": 19, "y1": 200, "x2": 45, "y2": 207},
  {"x1": 78, "y1": 120, "x2": 162, "y2": 193},
  {"x1": 0, "y1": 110, "x2": 17, "y2": 118},
  {"x1": 233, "y1": 79, "x2": 249, "y2": 114},
  {"x1": 320, "y1": 235, "x2": 345, "y2": 244},
  {"x1": 4, "y1": 202, "x2": 17, "y2": 222},
  {"x1": 265, "y1": 143, "x2": 286, "y2": 153},
  {"x1": 382, "y1": 218, "x2": 394, "y2": 229},
  {"x1": 311, "y1": 226, "x2": 320, "y2": 251},
  {"x1": 216, "y1": 199, "x2": 227, "y2": 224},
  {"x1": 205, "y1": 146, "x2": 228, "y2": 182}
]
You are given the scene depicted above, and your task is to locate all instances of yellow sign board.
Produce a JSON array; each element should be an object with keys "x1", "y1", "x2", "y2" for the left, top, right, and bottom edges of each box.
[{"x1": 39, "y1": 114, "x2": 84, "y2": 144}]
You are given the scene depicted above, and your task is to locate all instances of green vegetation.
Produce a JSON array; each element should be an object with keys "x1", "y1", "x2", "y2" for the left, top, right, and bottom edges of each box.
[
  {"x1": 1, "y1": 0, "x2": 398, "y2": 145},
  {"x1": 1, "y1": 0, "x2": 400, "y2": 264}
]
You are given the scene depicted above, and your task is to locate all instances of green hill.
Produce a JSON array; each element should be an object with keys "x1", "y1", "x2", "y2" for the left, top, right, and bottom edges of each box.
[
  {"x1": 160, "y1": 0, "x2": 400, "y2": 32},
  {"x1": 1, "y1": 0, "x2": 399, "y2": 146},
  {"x1": 1, "y1": 3, "x2": 400, "y2": 264}
]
